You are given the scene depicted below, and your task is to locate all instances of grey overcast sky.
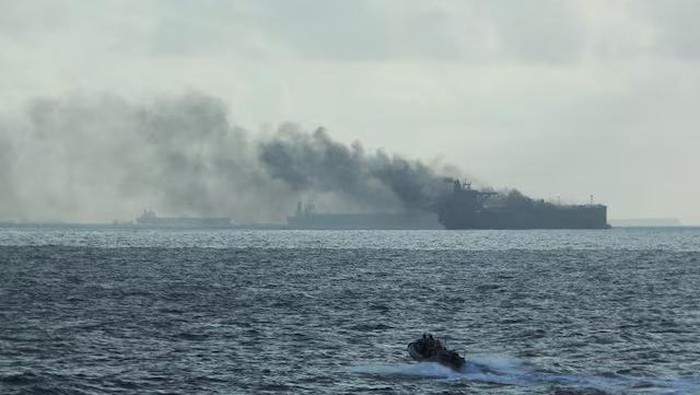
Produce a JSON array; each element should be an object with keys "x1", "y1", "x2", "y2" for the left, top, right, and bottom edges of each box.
[{"x1": 1, "y1": 0, "x2": 699, "y2": 223}]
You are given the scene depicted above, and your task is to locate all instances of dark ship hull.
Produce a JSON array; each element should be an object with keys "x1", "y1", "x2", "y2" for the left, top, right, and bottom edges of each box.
[
  {"x1": 136, "y1": 210, "x2": 232, "y2": 228},
  {"x1": 287, "y1": 202, "x2": 442, "y2": 230},
  {"x1": 438, "y1": 181, "x2": 609, "y2": 230},
  {"x1": 287, "y1": 212, "x2": 442, "y2": 230}
]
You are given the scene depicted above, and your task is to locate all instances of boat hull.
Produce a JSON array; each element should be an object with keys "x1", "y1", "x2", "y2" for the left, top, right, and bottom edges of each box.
[{"x1": 407, "y1": 342, "x2": 465, "y2": 371}]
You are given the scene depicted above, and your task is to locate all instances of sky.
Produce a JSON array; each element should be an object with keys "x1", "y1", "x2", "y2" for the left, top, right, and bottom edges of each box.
[{"x1": 1, "y1": 0, "x2": 699, "y2": 223}]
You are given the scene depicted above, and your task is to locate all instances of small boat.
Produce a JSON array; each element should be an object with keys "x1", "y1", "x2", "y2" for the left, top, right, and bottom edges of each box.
[{"x1": 407, "y1": 333, "x2": 466, "y2": 371}]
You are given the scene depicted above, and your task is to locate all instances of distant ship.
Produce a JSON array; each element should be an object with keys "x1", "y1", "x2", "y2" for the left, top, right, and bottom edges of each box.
[
  {"x1": 287, "y1": 202, "x2": 442, "y2": 230},
  {"x1": 438, "y1": 180, "x2": 609, "y2": 229},
  {"x1": 136, "y1": 209, "x2": 232, "y2": 228}
]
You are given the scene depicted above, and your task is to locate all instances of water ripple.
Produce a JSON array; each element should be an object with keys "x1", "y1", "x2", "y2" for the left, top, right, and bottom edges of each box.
[{"x1": 1, "y1": 232, "x2": 699, "y2": 394}]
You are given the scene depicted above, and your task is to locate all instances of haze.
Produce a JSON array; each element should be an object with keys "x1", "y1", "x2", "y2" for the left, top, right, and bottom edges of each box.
[{"x1": 1, "y1": 1, "x2": 698, "y2": 224}]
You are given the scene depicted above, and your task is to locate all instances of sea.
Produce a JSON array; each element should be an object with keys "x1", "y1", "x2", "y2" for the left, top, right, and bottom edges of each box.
[{"x1": 1, "y1": 226, "x2": 699, "y2": 394}]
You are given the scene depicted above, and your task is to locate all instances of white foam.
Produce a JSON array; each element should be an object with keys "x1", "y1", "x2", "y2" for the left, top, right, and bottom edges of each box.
[{"x1": 349, "y1": 355, "x2": 700, "y2": 394}]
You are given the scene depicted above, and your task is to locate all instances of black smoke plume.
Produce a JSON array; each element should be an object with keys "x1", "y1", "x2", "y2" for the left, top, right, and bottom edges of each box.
[{"x1": 258, "y1": 126, "x2": 448, "y2": 212}]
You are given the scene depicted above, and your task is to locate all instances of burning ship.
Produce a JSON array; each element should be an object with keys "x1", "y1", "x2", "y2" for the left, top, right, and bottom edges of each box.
[
  {"x1": 286, "y1": 180, "x2": 609, "y2": 230},
  {"x1": 438, "y1": 180, "x2": 609, "y2": 229}
]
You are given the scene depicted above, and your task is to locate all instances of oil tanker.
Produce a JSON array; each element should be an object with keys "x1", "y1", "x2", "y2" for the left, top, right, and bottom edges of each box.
[{"x1": 438, "y1": 180, "x2": 609, "y2": 229}]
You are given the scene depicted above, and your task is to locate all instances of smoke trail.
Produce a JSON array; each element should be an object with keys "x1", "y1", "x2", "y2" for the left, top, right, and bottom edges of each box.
[
  {"x1": 258, "y1": 126, "x2": 449, "y2": 212},
  {"x1": 0, "y1": 91, "x2": 552, "y2": 223},
  {"x1": 0, "y1": 93, "x2": 273, "y2": 222},
  {"x1": 0, "y1": 93, "x2": 459, "y2": 223}
]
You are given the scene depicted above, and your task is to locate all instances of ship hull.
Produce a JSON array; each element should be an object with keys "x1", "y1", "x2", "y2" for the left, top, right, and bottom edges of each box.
[
  {"x1": 439, "y1": 205, "x2": 610, "y2": 230},
  {"x1": 136, "y1": 217, "x2": 232, "y2": 228},
  {"x1": 287, "y1": 212, "x2": 442, "y2": 230}
]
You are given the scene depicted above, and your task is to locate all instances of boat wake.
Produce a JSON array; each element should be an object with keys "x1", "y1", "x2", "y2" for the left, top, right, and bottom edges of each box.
[{"x1": 349, "y1": 355, "x2": 699, "y2": 394}]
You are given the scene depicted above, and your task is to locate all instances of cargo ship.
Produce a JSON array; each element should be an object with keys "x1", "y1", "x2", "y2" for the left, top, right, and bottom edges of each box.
[
  {"x1": 135, "y1": 209, "x2": 232, "y2": 228},
  {"x1": 287, "y1": 202, "x2": 442, "y2": 230},
  {"x1": 438, "y1": 180, "x2": 609, "y2": 229}
]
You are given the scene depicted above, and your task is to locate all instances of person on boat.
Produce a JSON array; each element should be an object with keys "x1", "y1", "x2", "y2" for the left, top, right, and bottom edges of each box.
[
  {"x1": 434, "y1": 338, "x2": 444, "y2": 352},
  {"x1": 414, "y1": 333, "x2": 445, "y2": 358},
  {"x1": 424, "y1": 334, "x2": 434, "y2": 355},
  {"x1": 424, "y1": 334, "x2": 441, "y2": 357}
]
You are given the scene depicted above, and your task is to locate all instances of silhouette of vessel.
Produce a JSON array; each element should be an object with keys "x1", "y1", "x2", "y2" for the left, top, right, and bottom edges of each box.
[
  {"x1": 287, "y1": 202, "x2": 441, "y2": 230},
  {"x1": 438, "y1": 180, "x2": 609, "y2": 229},
  {"x1": 136, "y1": 209, "x2": 232, "y2": 228}
]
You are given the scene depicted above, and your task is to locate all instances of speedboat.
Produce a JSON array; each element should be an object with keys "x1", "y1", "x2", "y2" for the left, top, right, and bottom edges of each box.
[{"x1": 407, "y1": 333, "x2": 465, "y2": 371}]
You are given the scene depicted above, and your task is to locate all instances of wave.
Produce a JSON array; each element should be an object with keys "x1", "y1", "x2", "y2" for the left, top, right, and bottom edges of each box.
[{"x1": 349, "y1": 355, "x2": 700, "y2": 394}]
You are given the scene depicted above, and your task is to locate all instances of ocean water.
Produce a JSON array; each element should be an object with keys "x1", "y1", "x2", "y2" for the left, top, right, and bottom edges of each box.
[{"x1": 1, "y1": 226, "x2": 699, "y2": 394}]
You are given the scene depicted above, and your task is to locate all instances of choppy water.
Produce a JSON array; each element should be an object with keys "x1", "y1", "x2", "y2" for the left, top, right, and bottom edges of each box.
[{"x1": 1, "y1": 227, "x2": 699, "y2": 394}]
